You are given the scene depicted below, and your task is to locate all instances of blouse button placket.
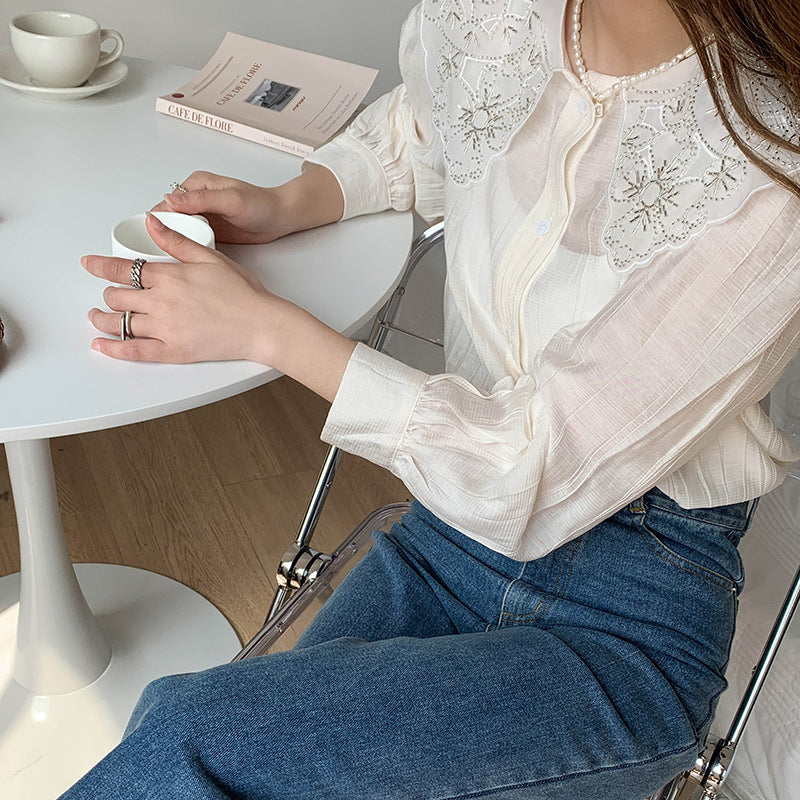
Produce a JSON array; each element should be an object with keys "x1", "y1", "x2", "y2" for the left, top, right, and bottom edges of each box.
[{"x1": 497, "y1": 90, "x2": 600, "y2": 372}]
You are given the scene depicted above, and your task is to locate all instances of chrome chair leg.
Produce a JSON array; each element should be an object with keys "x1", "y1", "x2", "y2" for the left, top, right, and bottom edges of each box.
[
  {"x1": 263, "y1": 445, "x2": 343, "y2": 623},
  {"x1": 644, "y1": 740, "x2": 734, "y2": 799}
]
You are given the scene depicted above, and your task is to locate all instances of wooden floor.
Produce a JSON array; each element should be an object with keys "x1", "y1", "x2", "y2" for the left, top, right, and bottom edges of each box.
[{"x1": 0, "y1": 376, "x2": 410, "y2": 646}]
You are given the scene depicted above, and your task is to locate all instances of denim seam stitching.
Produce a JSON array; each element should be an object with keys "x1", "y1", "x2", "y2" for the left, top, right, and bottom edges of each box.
[
  {"x1": 635, "y1": 523, "x2": 737, "y2": 593},
  {"x1": 691, "y1": 593, "x2": 738, "y2": 737},
  {"x1": 499, "y1": 540, "x2": 579, "y2": 625},
  {"x1": 436, "y1": 739, "x2": 698, "y2": 800},
  {"x1": 495, "y1": 562, "x2": 526, "y2": 628},
  {"x1": 643, "y1": 500, "x2": 749, "y2": 532}
]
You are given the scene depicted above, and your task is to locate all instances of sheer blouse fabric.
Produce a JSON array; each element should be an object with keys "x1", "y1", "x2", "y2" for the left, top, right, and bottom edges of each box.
[{"x1": 305, "y1": 0, "x2": 800, "y2": 561}]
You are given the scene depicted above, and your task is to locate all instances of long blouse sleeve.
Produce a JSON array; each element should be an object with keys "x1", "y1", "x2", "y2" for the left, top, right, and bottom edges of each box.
[
  {"x1": 322, "y1": 186, "x2": 800, "y2": 561},
  {"x1": 303, "y1": 5, "x2": 444, "y2": 223}
]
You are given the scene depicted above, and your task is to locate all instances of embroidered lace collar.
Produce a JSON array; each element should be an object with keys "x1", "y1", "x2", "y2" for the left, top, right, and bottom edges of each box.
[{"x1": 420, "y1": 0, "x2": 799, "y2": 271}]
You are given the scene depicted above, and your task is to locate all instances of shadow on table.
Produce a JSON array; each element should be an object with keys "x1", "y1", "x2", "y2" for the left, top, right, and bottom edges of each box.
[{"x1": 0, "y1": 309, "x2": 26, "y2": 373}]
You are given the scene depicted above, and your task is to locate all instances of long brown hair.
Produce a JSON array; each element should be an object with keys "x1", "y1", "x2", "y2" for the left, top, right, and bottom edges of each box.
[{"x1": 666, "y1": 0, "x2": 800, "y2": 197}]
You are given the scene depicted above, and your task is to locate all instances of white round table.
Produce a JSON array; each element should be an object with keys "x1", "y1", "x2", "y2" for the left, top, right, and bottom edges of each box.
[{"x1": 0, "y1": 54, "x2": 411, "y2": 798}]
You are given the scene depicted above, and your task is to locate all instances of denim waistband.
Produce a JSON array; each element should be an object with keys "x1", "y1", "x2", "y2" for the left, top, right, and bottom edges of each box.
[
  {"x1": 409, "y1": 487, "x2": 758, "y2": 570},
  {"x1": 638, "y1": 487, "x2": 758, "y2": 531}
]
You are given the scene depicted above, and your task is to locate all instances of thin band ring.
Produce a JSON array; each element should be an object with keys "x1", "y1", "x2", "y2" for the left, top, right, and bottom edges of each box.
[
  {"x1": 121, "y1": 310, "x2": 134, "y2": 341},
  {"x1": 131, "y1": 258, "x2": 146, "y2": 290},
  {"x1": 170, "y1": 181, "x2": 188, "y2": 193}
]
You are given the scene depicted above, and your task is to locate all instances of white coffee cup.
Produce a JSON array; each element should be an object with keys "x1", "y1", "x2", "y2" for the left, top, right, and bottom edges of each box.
[
  {"x1": 10, "y1": 11, "x2": 124, "y2": 88},
  {"x1": 112, "y1": 213, "x2": 216, "y2": 263}
]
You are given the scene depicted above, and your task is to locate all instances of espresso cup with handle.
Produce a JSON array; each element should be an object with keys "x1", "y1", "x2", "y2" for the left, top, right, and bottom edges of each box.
[
  {"x1": 112, "y1": 213, "x2": 216, "y2": 263},
  {"x1": 9, "y1": 11, "x2": 124, "y2": 88}
]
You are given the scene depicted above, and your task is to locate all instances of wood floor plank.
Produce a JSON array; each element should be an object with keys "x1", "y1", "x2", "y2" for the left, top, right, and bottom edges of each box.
[
  {"x1": 0, "y1": 524, "x2": 19, "y2": 576},
  {"x1": 51, "y1": 435, "x2": 105, "y2": 517},
  {"x1": 241, "y1": 378, "x2": 331, "y2": 472},
  {"x1": 0, "y1": 445, "x2": 16, "y2": 530},
  {"x1": 188, "y1": 378, "x2": 330, "y2": 487},
  {"x1": 61, "y1": 509, "x2": 123, "y2": 565},
  {"x1": 78, "y1": 414, "x2": 268, "y2": 641}
]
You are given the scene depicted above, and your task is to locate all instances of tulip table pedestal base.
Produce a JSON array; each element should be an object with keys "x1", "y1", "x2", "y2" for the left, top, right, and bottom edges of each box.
[{"x1": 0, "y1": 564, "x2": 240, "y2": 800}]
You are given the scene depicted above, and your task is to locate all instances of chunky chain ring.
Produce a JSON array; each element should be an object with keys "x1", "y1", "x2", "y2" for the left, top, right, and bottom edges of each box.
[{"x1": 131, "y1": 257, "x2": 146, "y2": 290}]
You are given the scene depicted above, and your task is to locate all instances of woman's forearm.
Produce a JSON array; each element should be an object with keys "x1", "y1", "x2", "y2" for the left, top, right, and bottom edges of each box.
[
  {"x1": 251, "y1": 293, "x2": 356, "y2": 403},
  {"x1": 275, "y1": 163, "x2": 346, "y2": 237},
  {"x1": 264, "y1": 165, "x2": 356, "y2": 400}
]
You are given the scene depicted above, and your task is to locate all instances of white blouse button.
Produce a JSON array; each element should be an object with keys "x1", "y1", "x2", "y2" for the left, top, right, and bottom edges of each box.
[
  {"x1": 536, "y1": 219, "x2": 550, "y2": 235},
  {"x1": 577, "y1": 97, "x2": 590, "y2": 115}
]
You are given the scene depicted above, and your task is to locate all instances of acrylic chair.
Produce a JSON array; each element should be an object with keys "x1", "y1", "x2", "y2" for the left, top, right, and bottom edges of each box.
[{"x1": 231, "y1": 221, "x2": 800, "y2": 800}]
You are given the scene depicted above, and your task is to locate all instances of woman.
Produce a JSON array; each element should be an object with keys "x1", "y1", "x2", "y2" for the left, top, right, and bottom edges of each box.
[{"x1": 63, "y1": 0, "x2": 800, "y2": 798}]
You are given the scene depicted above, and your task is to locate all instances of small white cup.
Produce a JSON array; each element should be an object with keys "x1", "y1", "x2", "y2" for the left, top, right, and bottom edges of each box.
[
  {"x1": 112, "y1": 213, "x2": 216, "y2": 263},
  {"x1": 10, "y1": 11, "x2": 124, "y2": 88}
]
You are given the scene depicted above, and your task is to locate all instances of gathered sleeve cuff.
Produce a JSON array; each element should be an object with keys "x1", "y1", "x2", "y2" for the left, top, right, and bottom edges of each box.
[
  {"x1": 303, "y1": 4, "x2": 444, "y2": 222},
  {"x1": 304, "y1": 133, "x2": 392, "y2": 221},
  {"x1": 304, "y1": 86, "x2": 417, "y2": 220},
  {"x1": 322, "y1": 342, "x2": 428, "y2": 469}
]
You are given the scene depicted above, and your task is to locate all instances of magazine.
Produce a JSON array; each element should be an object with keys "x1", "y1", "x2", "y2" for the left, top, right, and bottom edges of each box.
[{"x1": 155, "y1": 32, "x2": 378, "y2": 156}]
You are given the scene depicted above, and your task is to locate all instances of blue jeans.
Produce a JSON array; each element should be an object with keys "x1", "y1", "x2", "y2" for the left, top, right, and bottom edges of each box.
[{"x1": 59, "y1": 489, "x2": 755, "y2": 799}]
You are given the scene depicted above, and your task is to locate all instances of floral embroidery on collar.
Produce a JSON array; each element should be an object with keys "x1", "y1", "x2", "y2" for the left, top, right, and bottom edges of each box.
[
  {"x1": 602, "y1": 70, "x2": 798, "y2": 272},
  {"x1": 421, "y1": 0, "x2": 553, "y2": 185},
  {"x1": 419, "y1": 2, "x2": 799, "y2": 269}
]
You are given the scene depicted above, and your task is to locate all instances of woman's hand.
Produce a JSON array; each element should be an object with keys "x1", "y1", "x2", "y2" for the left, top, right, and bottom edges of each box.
[
  {"x1": 85, "y1": 212, "x2": 281, "y2": 364},
  {"x1": 151, "y1": 171, "x2": 291, "y2": 244},
  {"x1": 84, "y1": 213, "x2": 355, "y2": 402},
  {"x1": 150, "y1": 164, "x2": 346, "y2": 245}
]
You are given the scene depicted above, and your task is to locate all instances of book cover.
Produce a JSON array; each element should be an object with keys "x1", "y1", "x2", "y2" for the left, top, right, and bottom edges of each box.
[{"x1": 155, "y1": 32, "x2": 378, "y2": 156}]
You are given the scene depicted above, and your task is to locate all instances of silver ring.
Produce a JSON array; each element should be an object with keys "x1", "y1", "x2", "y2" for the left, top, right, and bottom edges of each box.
[
  {"x1": 170, "y1": 181, "x2": 188, "y2": 193},
  {"x1": 131, "y1": 258, "x2": 146, "y2": 290},
  {"x1": 121, "y1": 310, "x2": 134, "y2": 341}
]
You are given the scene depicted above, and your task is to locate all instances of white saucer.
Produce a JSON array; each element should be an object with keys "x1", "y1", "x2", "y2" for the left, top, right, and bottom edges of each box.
[{"x1": 0, "y1": 48, "x2": 128, "y2": 100}]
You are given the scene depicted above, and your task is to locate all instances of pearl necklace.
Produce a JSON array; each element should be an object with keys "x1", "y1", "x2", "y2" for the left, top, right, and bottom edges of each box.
[{"x1": 571, "y1": 0, "x2": 696, "y2": 117}]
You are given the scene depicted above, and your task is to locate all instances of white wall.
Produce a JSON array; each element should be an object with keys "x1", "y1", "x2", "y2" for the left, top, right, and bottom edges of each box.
[{"x1": 0, "y1": 0, "x2": 418, "y2": 101}]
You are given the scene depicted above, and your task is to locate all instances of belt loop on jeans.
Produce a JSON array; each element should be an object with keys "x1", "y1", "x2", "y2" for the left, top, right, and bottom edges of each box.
[
  {"x1": 744, "y1": 497, "x2": 760, "y2": 528},
  {"x1": 628, "y1": 496, "x2": 647, "y2": 514}
]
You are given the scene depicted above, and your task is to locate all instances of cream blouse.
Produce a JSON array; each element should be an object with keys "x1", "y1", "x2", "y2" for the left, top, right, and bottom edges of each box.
[{"x1": 305, "y1": 0, "x2": 800, "y2": 561}]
